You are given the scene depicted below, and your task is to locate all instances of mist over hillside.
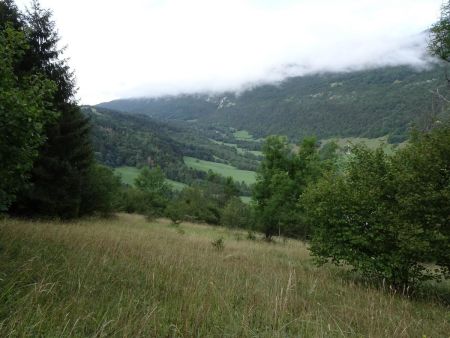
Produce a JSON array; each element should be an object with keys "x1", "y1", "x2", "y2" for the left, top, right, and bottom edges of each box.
[{"x1": 99, "y1": 64, "x2": 447, "y2": 142}]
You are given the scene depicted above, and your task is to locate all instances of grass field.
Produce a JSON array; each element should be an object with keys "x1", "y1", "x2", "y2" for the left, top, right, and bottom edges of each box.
[
  {"x1": 321, "y1": 136, "x2": 404, "y2": 155},
  {"x1": 233, "y1": 130, "x2": 255, "y2": 141},
  {"x1": 233, "y1": 130, "x2": 263, "y2": 142},
  {"x1": 184, "y1": 157, "x2": 257, "y2": 185},
  {"x1": 1, "y1": 215, "x2": 449, "y2": 337},
  {"x1": 114, "y1": 166, "x2": 187, "y2": 191},
  {"x1": 210, "y1": 139, "x2": 263, "y2": 157},
  {"x1": 240, "y1": 196, "x2": 252, "y2": 204}
]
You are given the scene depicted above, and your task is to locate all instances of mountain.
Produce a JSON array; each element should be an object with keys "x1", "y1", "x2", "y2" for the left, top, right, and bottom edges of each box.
[
  {"x1": 98, "y1": 64, "x2": 448, "y2": 143},
  {"x1": 82, "y1": 106, "x2": 261, "y2": 183}
]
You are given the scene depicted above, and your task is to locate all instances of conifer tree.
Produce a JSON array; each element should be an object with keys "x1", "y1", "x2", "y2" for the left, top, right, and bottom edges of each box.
[
  {"x1": 0, "y1": 18, "x2": 56, "y2": 211},
  {"x1": 13, "y1": 0, "x2": 94, "y2": 218}
]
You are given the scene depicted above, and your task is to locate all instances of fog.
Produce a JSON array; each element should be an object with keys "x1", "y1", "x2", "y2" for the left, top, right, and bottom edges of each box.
[{"x1": 15, "y1": 0, "x2": 443, "y2": 104}]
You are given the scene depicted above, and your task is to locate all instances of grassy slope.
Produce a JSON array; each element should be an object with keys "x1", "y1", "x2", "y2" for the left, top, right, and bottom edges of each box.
[
  {"x1": 114, "y1": 166, "x2": 187, "y2": 191},
  {"x1": 233, "y1": 130, "x2": 258, "y2": 141},
  {"x1": 0, "y1": 215, "x2": 449, "y2": 337},
  {"x1": 184, "y1": 156, "x2": 257, "y2": 185},
  {"x1": 321, "y1": 135, "x2": 404, "y2": 155},
  {"x1": 210, "y1": 139, "x2": 263, "y2": 157}
]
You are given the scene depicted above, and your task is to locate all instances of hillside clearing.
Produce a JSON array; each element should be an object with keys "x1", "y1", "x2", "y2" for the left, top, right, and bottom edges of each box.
[
  {"x1": 321, "y1": 136, "x2": 404, "y2": 154},
  {"x1": 184, "y1": 156, "x2": 257, "y2": 185},
  {"x1": 0, "y1": 215, "x2": 449, "y2": 337},
  {"x1": 114, "y1": 166, "x2": 187, "y2": 190}
]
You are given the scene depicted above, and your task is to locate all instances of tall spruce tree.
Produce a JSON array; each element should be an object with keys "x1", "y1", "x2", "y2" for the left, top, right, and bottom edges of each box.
[
  {"x1": 0, "y1": 7, "x2": 57, "y2": 211},
  {"x1": 13, "y1": 0, "x2": 94, "y2": 218},
  {"x1": 0, "y1": 0, "x2": 22, "y2": 30}
]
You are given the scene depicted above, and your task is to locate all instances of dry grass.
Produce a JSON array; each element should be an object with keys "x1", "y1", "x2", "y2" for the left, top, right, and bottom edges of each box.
[{"x1": 0, "y1": 214, "x2": 449, "y2": 337}]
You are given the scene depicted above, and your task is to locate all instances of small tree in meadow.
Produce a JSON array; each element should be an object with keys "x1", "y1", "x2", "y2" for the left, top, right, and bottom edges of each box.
[
  {"x1": 221, "y1": 197, "x2": 253, "y2": 229},
  {"x1": 253, "y1": 136, "x2": 322, "y2": 239},
  {"x1": 134, "y1": 166, "x2": 172, "y2": 216}
]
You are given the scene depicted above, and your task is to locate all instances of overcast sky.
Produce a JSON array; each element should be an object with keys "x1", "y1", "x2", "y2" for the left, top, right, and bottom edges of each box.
[{"x1": 16, "y1": 0, "x2": 443, "y2": 104}]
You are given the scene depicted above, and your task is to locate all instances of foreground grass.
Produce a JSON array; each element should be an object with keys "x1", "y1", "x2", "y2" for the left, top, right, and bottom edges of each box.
[{"x1": 0, "y1": 215, "x2": 449, "y2": 337}]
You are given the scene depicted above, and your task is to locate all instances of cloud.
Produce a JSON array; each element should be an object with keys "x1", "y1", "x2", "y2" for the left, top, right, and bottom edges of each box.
[{"x1": 15, "y1": 0, "x2": 443, "y2": 104}]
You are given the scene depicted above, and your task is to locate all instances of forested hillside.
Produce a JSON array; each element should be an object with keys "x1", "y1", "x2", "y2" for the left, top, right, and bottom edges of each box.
[
  {"x1": 84, "y1": 106, "x2": 261, "y2": 182},
  {"x1": 99, "y1": 65, "x2": 447, "y2": 142}
]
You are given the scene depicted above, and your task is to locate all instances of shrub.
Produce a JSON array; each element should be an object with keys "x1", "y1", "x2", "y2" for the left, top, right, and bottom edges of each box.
[
  {"x1": 304, "y1": 139, "x2": 450, "y2": 288},
  {"x1": 211, "y1": 238, "x2": 224, "y2": 251},
  {"x1": 221, "y1": 197, "x2": 253, "y2": 229}
]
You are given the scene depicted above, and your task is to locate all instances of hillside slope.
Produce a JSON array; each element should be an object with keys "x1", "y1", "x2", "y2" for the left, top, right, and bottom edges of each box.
[
  {"x1": 83, "y1": 107, "x2": 261, "y2": 181},
  {"x1": 1, "y1": 215, "x2": 449, "y2": 337},
  {"x1": 99, "y1": 65, "x2": 447, "y2": 142}
]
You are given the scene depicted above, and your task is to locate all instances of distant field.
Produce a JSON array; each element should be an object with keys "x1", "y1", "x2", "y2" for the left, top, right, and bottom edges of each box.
[
  {"x1": 184, "y1": 156, "x2": 257, "y2": 185},
  {"x1": 233, "y1": 129, "x2": 262, "y2": 142},
  {"x1": 240, "y1": 196, "x2": 252, "y2": 204},
  {"x1": 321, "y1": 136, "x2": 405, "y2": 154},
  {"x1": 1, "y1": 215, "x2": 449, "y2": 337},
  {"x1": 114, "y1": 166, "x2": 187, "y2": 191},
  {"x1": 210, "y1": 139, "x2": 263, "y2": 157},
  {"x1": 114, "y1": 166, "x2": 140, "y2": 185}
]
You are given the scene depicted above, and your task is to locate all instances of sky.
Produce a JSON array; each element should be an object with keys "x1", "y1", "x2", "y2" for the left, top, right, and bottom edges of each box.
[{"x1": 15, "y1": 0, "x2": 444, "y2": 104}]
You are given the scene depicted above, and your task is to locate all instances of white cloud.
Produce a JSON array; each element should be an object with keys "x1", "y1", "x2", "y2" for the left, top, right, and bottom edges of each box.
[{"x1": 15, "y1": 0, "x2": 443, "y2": 104}]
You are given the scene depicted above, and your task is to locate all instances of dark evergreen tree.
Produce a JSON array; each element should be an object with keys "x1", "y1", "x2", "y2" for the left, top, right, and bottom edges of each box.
[
  {"x1": 0, "y1": 0, "x2": 22, "y2": 30},
  {"x1": 15, "y1": 106, "x2": 93, "y2": 218},
  {"x1": 0, "y1": 19, "x2": 57, "y2": 211},
  {"x1": 12, "y1": 1, "x2": 94, "y2": 218}
]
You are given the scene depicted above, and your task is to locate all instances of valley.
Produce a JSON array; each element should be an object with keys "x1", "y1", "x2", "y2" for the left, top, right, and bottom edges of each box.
[{"x1": 2, "y1": 1, "x2": 450, "y2": 336}]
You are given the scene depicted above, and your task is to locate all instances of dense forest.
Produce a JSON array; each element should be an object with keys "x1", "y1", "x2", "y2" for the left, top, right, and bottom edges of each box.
[
  {"x1": 99, "y1": 64, "x2": 448, "y2": 143},
  {"x1": 84, "y1": 106, "x2": 260, "y2": 177}
]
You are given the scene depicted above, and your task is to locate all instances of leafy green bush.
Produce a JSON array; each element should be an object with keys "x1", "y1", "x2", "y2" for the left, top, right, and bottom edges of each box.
[
  {"x1": 165, "y1": 186, "x2": 222, "y2": 225},
  {"x1": 221, "y1": 197, "x2": 253, "y2": 229},
  {"x1": 79, "y1": 165, "x2": 121, "y2": 216},
  {"x1": 304, "y1": 125, "x2": 450, "y2": 287}
]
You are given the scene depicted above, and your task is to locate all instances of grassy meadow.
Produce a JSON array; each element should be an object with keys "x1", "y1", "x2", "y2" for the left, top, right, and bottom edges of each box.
[
  {"x1": 184, "y1": 156, "x2": 257, "y2": 185},
  {"x1": 1, "y1": 214, "x2": 449, "y2": 337},
  {"x1": 114, "y1": 166, "x2": 187, "y2": 191},
  {"x1": 321, "y1": 136, "x2": 404, "y2": 155},
  {"x1": 210, "y1": 139, "x2": 263, "y2": 157},
  {"x1": 233, "y1": 130, "x2": 261, "y2": 142}
]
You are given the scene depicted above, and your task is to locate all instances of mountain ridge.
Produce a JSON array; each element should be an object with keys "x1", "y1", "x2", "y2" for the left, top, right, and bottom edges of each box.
[{"x1": 98, "y1": 64, "x2": 448, "y2": 143}]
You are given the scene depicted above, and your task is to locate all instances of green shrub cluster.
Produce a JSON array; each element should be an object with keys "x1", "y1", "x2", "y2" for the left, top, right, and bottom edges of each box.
[{"x1": 303, "y1": 124, "x2": 450, "y2": 287}]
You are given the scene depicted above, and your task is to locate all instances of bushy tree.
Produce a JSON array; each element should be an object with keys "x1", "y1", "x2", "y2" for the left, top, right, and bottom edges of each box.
[
  {"x1": 166, "y1": 186, "x2": 221, "y2": 225},
  {"x1": 392, "y1": 127, "x2": 450, "y2": 278},
  {"x1": 79, "y1": 165, "x2": 121, "y2": 216},
  {"x1": 304, "y1": 133, "x2": 450, "y2": 287},
  {"x1": 134, "y1": 167, "x2": 171, "y2": 216},
  {"x1": 117, "y1": 187, "x2": 151, "y2": 215},
  {"x1": 221, "y1": 197, "x2": 253, "y2": 229},
  {"x1": 429, "y1": 1, "x2": 450, "y2": 66},
  {"x1": 253, "y1": 136, "x2": 323, "y2": 239}
]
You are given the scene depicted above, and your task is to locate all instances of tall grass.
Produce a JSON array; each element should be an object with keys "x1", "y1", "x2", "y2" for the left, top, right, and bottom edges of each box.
[{"x1": 0, "y1": 214, "x2": 448, "y2": 337}]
